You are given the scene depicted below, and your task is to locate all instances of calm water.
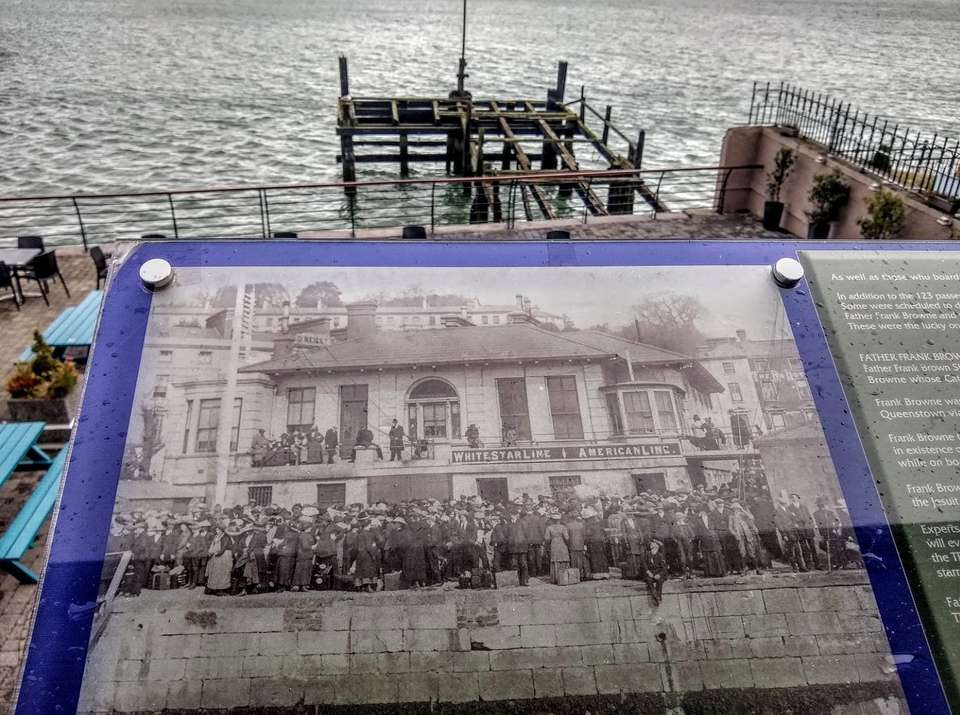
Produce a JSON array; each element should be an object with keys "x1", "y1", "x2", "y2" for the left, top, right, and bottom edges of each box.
[{"x1": 2, "y1": 0, "x2": 959, "y2": 199}]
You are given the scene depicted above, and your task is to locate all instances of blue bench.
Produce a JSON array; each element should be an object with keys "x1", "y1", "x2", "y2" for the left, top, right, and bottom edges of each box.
[
  {"x1": 0, "y1": 422, "x2": 51, "y2": 486},
  {"x1": 0, "y1": 448, "x2": 68, "y2": 584},
  {"x1": 18, "y1": 290, "x2": 103, "y2": 362}
]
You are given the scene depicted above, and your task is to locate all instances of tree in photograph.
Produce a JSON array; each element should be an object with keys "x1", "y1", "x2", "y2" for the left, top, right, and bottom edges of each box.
[
  {"x1": 121, "y1": 404, "x2": 165, "y2": 481},
  {"x1": 296, "y1": 281, "x2": 343, "y2": 308},
  {"x1": 632, "y1": 293, "x2": 707, "y2": 355},
  {"x1": 858, "y1": 188, "x2": 906, "y2": 240}
]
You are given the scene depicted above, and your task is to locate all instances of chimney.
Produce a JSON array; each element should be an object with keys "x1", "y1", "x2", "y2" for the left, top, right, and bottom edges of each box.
[
  {"x1": 272, "y1": 335, "x2": 295, "y2": 359},
  {"x1": 280, "y1": 301, "x2": 290, "y2": 333},
  {"x1": 516, "y1": 294, "x2": 524, "y2": 311},
  {"x1": 345, "y1": 301, "x2": 378, "y2": 340},
  {"x1": 523, "y1": 297, "x2": 531, "y2": 314},
  {"x1": 736, "y1": 329, "x2": 747, "y2": 342}
]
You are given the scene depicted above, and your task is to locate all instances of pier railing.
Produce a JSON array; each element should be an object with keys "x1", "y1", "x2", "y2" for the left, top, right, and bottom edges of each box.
[
  {"x1": 748, "y1": 82, "x2": 960, "y2": 202},
  {"x1": 0, "y1": 165, "x2": 760, "y2": 250}
]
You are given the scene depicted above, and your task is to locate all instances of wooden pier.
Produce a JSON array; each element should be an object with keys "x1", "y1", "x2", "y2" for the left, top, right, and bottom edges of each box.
[{"x1": 336, "y1": 58, "x2": 667, "y2": 221}]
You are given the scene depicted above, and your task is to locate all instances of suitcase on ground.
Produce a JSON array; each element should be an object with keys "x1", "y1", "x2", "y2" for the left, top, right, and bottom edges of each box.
[
  {"x1": 558, "y1": 567, "x2": 581, "y2": 586},
  {"x1": 150, "y1": 572, "x2": 174, "y2": 590},
  {"x1": 480, "y1": 569, "x2": 495, "y2": 589},
  {"x1": 384, "y1": 572, "x2": 403, "y2": 591},
  {"x1": 471, "y1": 571, "x2": 483, "y2": 589},
  {"x1": 496, "y1": 569, "x2": 519, "y2": 587},
  {"x1": 458, "y1": 574, "x2": 473, "y2": 589},
  {"x1": 620, "y1": 559, "x2": 638, "y2": 579}
]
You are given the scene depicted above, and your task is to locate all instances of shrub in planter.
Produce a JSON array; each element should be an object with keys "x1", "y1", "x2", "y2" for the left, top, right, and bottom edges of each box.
[
  {"x1": 858, "y1": 188, "x2": 906, "y2": 240},
  {"x1": 763, "y1": 147, "x2": 795, "y2": 231},
  {"x1": 5, "y1": 331, "x2": 80, "y2": 423},
  {"x1": 805, "y1": 169, "x2": 850, "y2": 239}
]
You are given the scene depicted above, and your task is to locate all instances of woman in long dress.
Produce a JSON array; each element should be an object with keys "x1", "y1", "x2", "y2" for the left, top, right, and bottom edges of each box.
[
  {"x1": 292, "y1": 519, "x2": 316, "y2": 591},
  {"x1": 401, "y1": 518, "x2": 428, "y2": 588},
  {"x1": 354, "y1": 516, "x2": 382, "y2": 592},
  {"x1": 544, "y1": 512, "x2": 570, "y2": 583},
  {"x1": 205, "y1": 525, "x2": 235, "y2": 595}
]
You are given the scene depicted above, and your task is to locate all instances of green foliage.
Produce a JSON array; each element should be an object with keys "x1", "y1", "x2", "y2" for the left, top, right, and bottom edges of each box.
[
  {"x1": 806, "y1": 169, "x2": 850, "y2": 224},
  {"x1": 5, "y1": 331, "x2": 80, "y2": 399},
  {"x1": 858, "y1": 188, "x2": 907, "y2": 240},
  {"x1": 766, "y1": 147, "x2": 795, "y2": 202}
]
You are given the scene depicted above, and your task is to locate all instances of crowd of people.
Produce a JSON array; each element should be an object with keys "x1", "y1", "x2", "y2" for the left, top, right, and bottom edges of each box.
[{"x1": 108, "y1": 471, "x2": 863, "y2": 603}]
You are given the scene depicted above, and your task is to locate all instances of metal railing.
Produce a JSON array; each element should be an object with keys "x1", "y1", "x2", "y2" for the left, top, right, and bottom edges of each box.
[
  {"x1": 748, "y1": 82, "x2": 960, "y2": 200},
  {"x1": 0, "y1": 165, "x2": 760, "y2": 250}
]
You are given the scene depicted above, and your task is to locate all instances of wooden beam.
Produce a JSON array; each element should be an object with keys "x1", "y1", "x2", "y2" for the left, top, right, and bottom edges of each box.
[
  {"x1": 537, "y1": 119, "x2": 608, "y2": 215},
  {"x1": 490, "y1": 101, "x2": 555, "y2": 220}
]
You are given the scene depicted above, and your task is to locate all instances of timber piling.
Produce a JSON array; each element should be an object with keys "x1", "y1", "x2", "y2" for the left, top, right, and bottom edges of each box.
[{"x1": 335, "y1": 57, "x2": 669, "y2": 221}]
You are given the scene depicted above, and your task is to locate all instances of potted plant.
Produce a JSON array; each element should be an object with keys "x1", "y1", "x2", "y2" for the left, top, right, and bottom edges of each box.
[
  {"x1": 858, "y1": 188, "x2": 906, "y2": 240},
  {"x1": 805, "y1": 169, "x2": 850, "y2": 239},
  {"x1": 763, "y1": 147, "x2": 795, "y2": 231},
  {"x1": 5, "y1": 331, "x2": 80, "y2": 424}
]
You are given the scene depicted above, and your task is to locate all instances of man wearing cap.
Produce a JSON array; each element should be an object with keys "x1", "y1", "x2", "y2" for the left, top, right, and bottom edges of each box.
[
  {"x1": 389, "y1": 419, "x2": 406, "y2": 462},
  {"x1": 643, "y1": 538, "x2": 669, "y2": 606},
  {"x1": 506, "y1": 509, "x2": 530, "y2": 586}
]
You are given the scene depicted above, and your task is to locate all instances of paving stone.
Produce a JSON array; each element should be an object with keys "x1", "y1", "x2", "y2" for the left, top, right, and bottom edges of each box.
[
  {"x1": 837, "y1": 612, "x2": 884, "y2": 633},
  {"x1": 410, "y1": 651, "x2": 454, "y2": 673},
  {"x1": 115, "y1": 658, "x2": 146, "y2": 681},
  {"x1": 408, "y1": 603, "x2": 457, "y2": 629},
  {"x1": 165, "y1": 679, "x2": 202, "y2": 710},
  {"x1": 817, "y1": 634, "x2": 875, "y2": 655},
  {"x1": 665, "y1": 661, "x2": 703, "y2": 692},
  {"x1": 249, "y1": 678, "x2": 304, "y2": 708},
  {"x1": 438, "y1": 672, "x2": 481, "y2": 702},
  {"x1": 200, "y1": 678, "x2": 252, "y2": 709},
  {"x1": 468, "y1": 625, "x2": 520, "y2": 649},
  {"x1": 281, "y1": 654, "x2": 324, "y2": 678},
  {"x1": 786, "y1": 611, "x2": 842, "y2": 636},
  {"x1": 242, "y1": 654, "x2": 283, "y2": 678},
  {"x1": 714, "y1": 589, "x2": 765, "y2": 616},
  {"x1": 533, "y1": 669, "x2": 564, "y2": 698},
  {"x1": 479, "y1": 669, "x2": 536, "y2": 700},
  {"x1": 489, "y1": 646, "x2": 582, "y2": 671},
  {"x1": 77, "y1": 678, "x2": 117, "y2": 713},
  {"x1": 580, "y1": 644, "x2": 616, "y2": 666},
  {"x1": 113, "y1": 681, "x2": 169, "y2": 712},
  {"x1": 200, "y1": 632, "x2": 259, "y2": 655},
  {"x1": 613, "y1": 642, "x2": 650, "y2": 663},
  {"x1": 538, "y1": 599, "x2": 601, "y2": 625},
  {"x1": 351, "y1": 605, "x2": 406, "y2": 630},
  {"x1": 297, "y1": 630, "x2": 349, "y2": 655},
  {"x1": 701, "y1": 639, "x2": 733, "y2": 660},
  {"x1": 799, "y1": 587, "x2": 863, "y2": 613},
  {"x1": 555, "y1": 621, "x2": 618, "y2": 646},
  {"x1": 694, "y1": 615, "x2": 745, "y2": 640},
  {"x1": 321, "y1": 654, "x2": 350, "y2": 675},
  {"x1": 352, "y1": 629, "x2": 404, "y2": 653},
  {"x1": 194, "y1": 656, "x2": 245, "y2": 679},
  {"x1": 855, "y1": 652, "x2": 898, "y2": 682},
  {"x1": 520, "y1": 624, "x2": 556, "y2": 648},
  {"x1": 560, "y1": 666, "x2": 598, "y2": 696},
  {"x1": 749, "y1": 637, "x2": 787, "y2": 659},
  {"x1": 399, "y1": 673, "x2": 441, "y2": 702},
  {"x1": 378, "y1": 651, "x2": 412, "y2": 674},
  {"x1": 784, "y1": 635, "x2": 821, "y2": 657},
  {"x1": 699, "y1": 659, "x2": 755, "y2": 690},
  {"x1": 349, "y1": 653, "x2": 379, "y2": 674},
  {"x1": 145, "y1": 657, "x2": 186, "y2": 681},
  {"x1": 802, "y1": 654, "x2": 860, "y2": 685},
  {"x1": 453, "y1": 651, "x2": 491, "y2": 672},
  {"x1": 258, "y1": 631, "x2": 297, "y2": 656},
  {"x1": 750, "y1": 657, "x2": 807, "y2": 688},
  {"x1": 595, "y1": 663, "x2": 662, "y2": 694},
  {"x1": 302, "y1": 676, "x2": 341, "y2": 705},
  {"x1": 762, "y1": 588, "x2": 803, "y2": 613},
  {"x1": 743, "y1": 613, "x2": 789, "y2": 638},
  {"x1": 597, "y1": 596, "x2": 633, "y2": 622},
  {"x1": 404, "y1": 628, "x2": 456, "y2": 651}
]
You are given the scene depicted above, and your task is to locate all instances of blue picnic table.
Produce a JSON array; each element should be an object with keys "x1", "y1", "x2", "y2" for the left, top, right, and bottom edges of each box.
[
  {"x1": 0, "y1": 423, "x2": 53, "y2": 487},
  {"x1": 18, "y1": 290, "x2": 103, "y2": 362}
]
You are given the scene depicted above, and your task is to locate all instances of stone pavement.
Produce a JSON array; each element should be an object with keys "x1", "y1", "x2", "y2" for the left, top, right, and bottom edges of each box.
[{"x1": 0, "y1": 213, "x2": 787, "y2": 712}]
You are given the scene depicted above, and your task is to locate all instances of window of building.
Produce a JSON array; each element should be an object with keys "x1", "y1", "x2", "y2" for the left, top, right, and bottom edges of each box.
[
  {"x1": 401, "y1": 316, "x2": 409, "y2": 326},
  {"x1": 287, "y1": 388, "x2": 316, "y2": 433},
  {"x1": 248, "y1": 486, "x2": 272, "y2": 507},
  {"x1": 497, "y1": 378, "x2": 531, "y2": 441},
  {"x1": 788, "y1": 357, "x2": 803, "y2": 370},
  {"x1": 230, "y1": 397, "x2": 243, "y2": 452},
  {"x1": 182, "y1": 400, "x2": 193, "y2": 454},
  {"x1": 654, "y1": 391, "x2": 678, "y2": 432},
  {"x1": 412, "y1": 316, "x2": 421, "y2": 325},
  {"x1": 429, "y1": 316, "x2": 436, "y2": 326},
  {"x1": 796, "y1": 379, "x2": 812, "y2": 400},
  {"x1": 605, "y1": 392, "x2": 624, "y2": 436},
  {"x1": 376, "y1": 316, "x2": 384, "y2": 325},
  {"x1": 623, "y1": 391, "x2": 655, "y2": 433},
  {"x1": 407, "y1": 379, "x2": 461, "y2": 440},
  {"x1": 482, "y1": 315, "x2": 489, "y2": 325},
  {"x1": 317, "y1": 483, "x2": 347, "y2": 510},
  {"x1": 266, "y1": 317, "x2": 274, "y2": 326},
  {"x1": 728, "y1": 383, "x2": 743, "y2": 402},
  {"x1": 754, "y1": 359, "x2": 769, "y2": 371},
  {"x1": 199, "y1": 350, "x2": 213, "y2": 364},
  {"x1": 722, "y1": 362, "x2": 736, "y2": 374},
  {"x1": 492, "y1": 315, "x2": 500, "y2": 324},
  {"x1": 388, "y1": 317, "x2": 395, "y2": 325},
  {"x1": 549, "y1": 475, "x2": 581, "y2": 502},
  {"x1": 760, "y1": 380, "x2": 778, "y2": 401},
  {"x1": 546, "y1": 376, "x2": 584, "y2": 439},
  {"x1": 768, "y1": 412, "x2": 787, "y2": 430},
  {"x1": 804, "y1": 409, "x2": 818, "y2": 421},
  {"x1": 153, "y1": 374, "x2": 169, "y2": 399},
  {"x1": 633, "y1": 472, "x2": 666, "y2": 494},
  {"x1": 333, "y1": 318, "x2": 341, "y2": 327},
  {"x1": 159, "y1": 350, "x2": 173, "y2": 363},
  {"x1": 195, "y1": 398, "x2": 221, "y2": 452}
]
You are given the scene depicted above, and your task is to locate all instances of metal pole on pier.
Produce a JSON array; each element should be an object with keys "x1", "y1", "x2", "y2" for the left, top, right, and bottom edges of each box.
[{"x1": 455, "y1": 0, "x2": 469, "y2": 97}]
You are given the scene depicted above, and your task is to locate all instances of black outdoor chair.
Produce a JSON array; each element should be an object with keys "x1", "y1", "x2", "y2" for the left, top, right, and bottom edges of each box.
[
  {"x1": 142, "y1": 233, "x2": 166, "y2": 239},
  {"x1": 90, "y1": 246, "x2": 109, "y2": 290},
  {"x1": 273, "y1": 231, "x2": 299, "y2": 238},
  {"x1": 17, "y1": 236, "x2": 45, "y2": 251},
  {"x1": 18, "y1": 250, "x2": 70, "y2": 306},
  {"x1": 546, "y1": 230, "x2": 571, "y2": 240},
  {"x1": 0, "y1": 262, "x2": 21, "y2": 311},
  {"x1": 402, "y1": 225, "x2": 427, "y2": 239}
]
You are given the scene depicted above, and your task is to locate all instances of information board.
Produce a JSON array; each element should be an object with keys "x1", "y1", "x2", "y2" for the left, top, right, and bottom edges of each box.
[{"x1": 12, "y1": 241, "x2": 960, "y2": 715}]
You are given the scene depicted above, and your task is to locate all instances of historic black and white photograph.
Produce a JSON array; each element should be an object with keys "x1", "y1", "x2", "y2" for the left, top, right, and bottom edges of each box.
[{"x1": 77, "y1": 264, "x2": 906, "y2": 714}]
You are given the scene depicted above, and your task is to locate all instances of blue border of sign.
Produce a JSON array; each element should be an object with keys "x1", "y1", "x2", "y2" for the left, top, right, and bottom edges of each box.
[{"x1": 15, "y1": 240, "x2": 956, "y2": 715}]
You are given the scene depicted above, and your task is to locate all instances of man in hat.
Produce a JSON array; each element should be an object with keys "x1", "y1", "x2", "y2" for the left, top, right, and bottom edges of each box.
[
  {"x1": 388, "y1": 419, "x2": 406, "y2": 462},
  {"x1": 350, "y1": 426, "x2": 383, "y2": 462},
  {"x1": 813, "y1": 496, "x2": 843, "y2": 571},
  {"x1": 643, "y1": 538, "x2": 669, "y2": 606},
  {"x1": 324, "y1": 427, "x2": 339, "y2": 465},
  {"x1": 787, "y1": 493, "x2": 818, "y2": 570},
  {"x1": 506, "y1": 509, "x2": 530, "y2": 586}
]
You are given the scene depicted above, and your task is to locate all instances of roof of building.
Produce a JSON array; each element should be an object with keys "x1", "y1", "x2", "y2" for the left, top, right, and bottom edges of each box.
[{"x1": 239, "y1": 324, "x2": 722, "y2": 393}]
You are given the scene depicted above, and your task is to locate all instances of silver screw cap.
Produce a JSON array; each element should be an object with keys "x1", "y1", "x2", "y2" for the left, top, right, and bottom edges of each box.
[
  {"x1": 772, "y1": 257, "x2": 804, "y2": 289},
  {"x1": 140, "y1": 258, "x2": 174, "y2": 291}
]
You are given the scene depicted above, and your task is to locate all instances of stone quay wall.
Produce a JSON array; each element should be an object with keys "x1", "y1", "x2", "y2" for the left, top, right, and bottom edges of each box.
[{"x1": 76, "y1": 571, "x2": 903, "y2": 713}]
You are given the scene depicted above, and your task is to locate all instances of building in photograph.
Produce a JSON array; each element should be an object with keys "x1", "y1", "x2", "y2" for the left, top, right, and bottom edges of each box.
[{"x1": 121, "y1": 298, "x2": 817, "y2": 511}]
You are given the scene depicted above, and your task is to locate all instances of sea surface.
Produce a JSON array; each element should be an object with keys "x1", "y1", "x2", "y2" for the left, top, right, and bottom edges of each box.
[{"x1": 1, "y1": 0, "x2": 959, "y2": 234}]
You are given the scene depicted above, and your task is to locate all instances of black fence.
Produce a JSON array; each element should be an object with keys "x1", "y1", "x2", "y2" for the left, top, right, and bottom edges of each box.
[
  {"x1": 0, "y1": 165, "x2": 759, "y2": 250},
  {"x1": 748, "y1": 82, "x2": 960, "y2": 201}
]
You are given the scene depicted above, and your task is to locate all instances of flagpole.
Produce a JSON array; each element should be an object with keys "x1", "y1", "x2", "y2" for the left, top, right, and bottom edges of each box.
[{"x1": 456, "y1": 0, "x2": 469, "y2": 97}]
